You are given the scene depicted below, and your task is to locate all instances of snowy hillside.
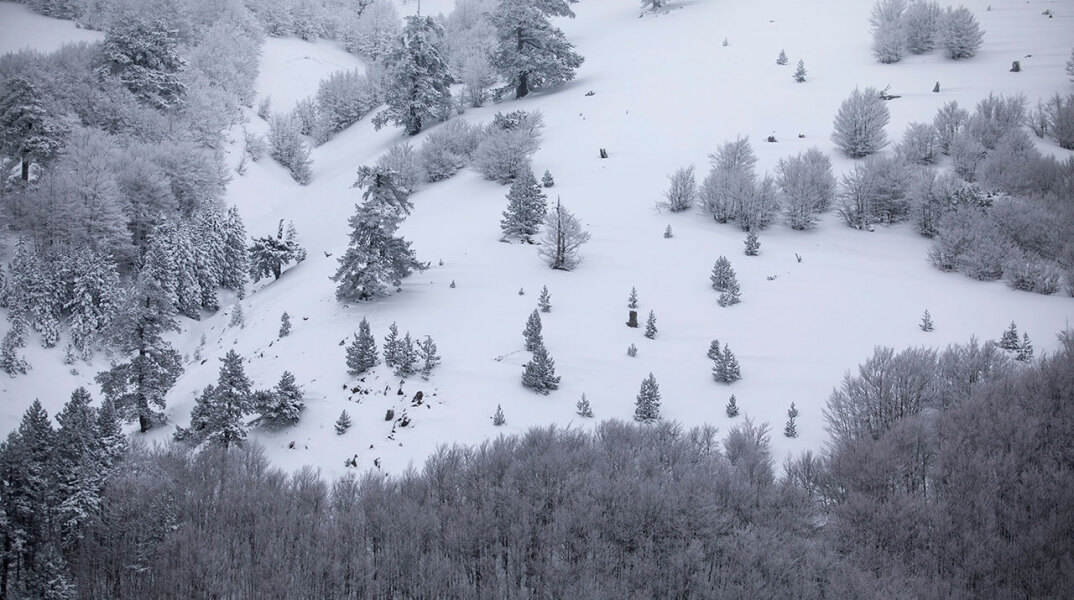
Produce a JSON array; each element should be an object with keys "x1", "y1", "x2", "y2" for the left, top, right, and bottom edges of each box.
[{"x1": 3, "y1": 0, "x2": 1073, "y2": 477}]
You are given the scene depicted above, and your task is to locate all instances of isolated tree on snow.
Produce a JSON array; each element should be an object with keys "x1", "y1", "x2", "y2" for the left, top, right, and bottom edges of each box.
[
  {"x1": 229, "y1": 302, "x2": 245, "y2": 328},
  {"x1": 348, "y1": 317, "x2": 380, "y2": 375},
  {"x1": 335, "y1": 410, "x2": 352, "y2": 434},
  {"x1": 920, "y1": 310, "x2": 934, "y2": 332},
  {"x1": 627, "y1": 343, "x2": 638, "y2": 357},
  {"x1": 0, "y1": 75, "x2": 67, "y2": 181},
  {"x1": 538, "y1": 285, "x2": 551, "y2": 312},
  {"x1": 628, "y1": 286, "x2": 639, "y2": 309},
  {"x1": 539, "y1": 199, "x2": 591, "y2": 271},
  {"x1": 492, "y1": 404, "x2": 506, "y2": 425},
  {"x1": 500, "y1": 168, "x2": 548, "y2": 242},
  {"x1": 279, "y1": 312, "x2": 292, "y2": 337},
  {"x1": 713, "y1": 343, "x2": 742, "y2": 383},
  {"x1": 383, "y1": 321, "x2": 401, "y2": 367},
  {"x1": 542, "y1": 169, "x2": 554, "y2": 187},
  {"x1": 373, "y1": 16, "x2": 454, "y2": 135},
  {"x1": 939, "y1": 6, "x2": 983, "y2": 60},
  {"x1": 521, "y1": 343, "x2": 560, "y2": 393},
  {"x1": 998, "y1": 321, "x2": 1020, "y2": 351},
  {"x1": 793, "y1": 60, "x2": 807, "y2": 82},
  {"x1": 718, "y1": 276, "x2": 741, "y2": 307},
  {"x1": 831, "y1": 87, "x2": 890, "y2": 158},
  {"x1": 726, "y1": 394, "x2": 740, "y2": 417},
  {"x1": 257, "y1": 371, "x2": 305, "y2": 427},
  {"x1": 644, "y1": 310, "x2": 657, "y2": 339},
  {"x1": 250, "y1": 219, "x2": 307, "y2": 282},
  {"x1": 490, "y1": 0, "x2": 584, "y2": 99},
  {"x1": 576, "y1": 393, "x2": 593, "y2": 417},
  {"x1": 179, "y1": 350, "x2": 254, "y2": 449},
  {"x1": 744, "y1": 230, "x2": 760, "y2": 256},
  {"x1": 700, "y1": 136, "x2": 757, "y2": 224},
  {"x1": 641, "y1": 0, "x2": 664, "y2": 12},
  {"x1": 710, "y1": 256, "x2": 735, "y2": 291},
  {"x1": 776, "y1": 49, "x2": 788, "y2": 65},
  {"x1": 663, "y1": 165, "x2": 697, "y2": 212},
  {"x1": 333, "y1": 166, "x2": 426, "y2": 300},
  {"x1": 664, "y1": 225, "x2": 673, "y2": 239},
  {"x1": 633, "y1": 372, "x2": 661, "y2": 422},
  {"x1": 870, "y1": 0, "x2": 907, "y2": 64},
  {"x1": 417, "y1": 335, "x2": 441, "y2": 379},
  {"x1": 523, "y1": 309, "x2": 544, "y2": 351},
  {"x1": 96, "y1": 17, "x2": 187, "y2": 110}
]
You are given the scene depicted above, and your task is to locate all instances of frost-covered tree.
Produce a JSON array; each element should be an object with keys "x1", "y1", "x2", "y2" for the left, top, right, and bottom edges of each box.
[
  {"x1": 633, "y1": 372, "x2": 661, "y2": 423},
  {"x1": 777, "y1": 148, "x2": 836, "y2": 230},
  {"x1": 268, "y1": 113, "x2": 312, "y2": 184},
  {"x1": 539, "y1": 199, "x2": 591, "y2": 271},
  {"x1": 726, "y1": 394, "x2": 740, "y2": 417},
  {"x1": 832, "y1": 87, "x2": 890, "y2": 158},
  {"x1": 0, "y1": 325, "x2": 30, "y2": 376},
  {"x1": 0, "y1": 75, "x2": 67, "y2": 181},
  {"x1": 420, "y1": 119, "x2": 480, "y2": 181},
  {"x1": 793, "y1": 60, "x2": 807, "y2": 82},
  {"x1": 521, "y1": 344, "x2": 560, "y2": 393},
  {"x1": 718, "y1": 276, "x2": 741, "y2": 307},
  {"x1": 934, "y1": 100, "x2": 969, "y2": 154},
  {"x1": 627, "y1": 287, "x2": 639, "y2": 309},
  {"x1": 523, "y1": 309, "x2": 544, "y2": 351},
  {"x1": 347, "y1": 317, "x2": 379, "y2": 375},
  {"x1": 221, "y1": 206, "x2": 249, "y2": 298},
  {"x1": 394, "y1": 332, "x2": 417, "y2": 377},
  {"x1": 383, "y1": 322, "x2": 401, "y2": 368},
  {"x1": 641, "y1": 0, "x2": 664, "y2": 11},
  {"x1": 279, "y1": 312, "x2": 292, "y2": 338},
  {"x1": 700, "y1": 137, "x2": 773, "y2": 228},
  {"x1": 250, "y1": 220, "x2": 307, "y2": 282},
  {"x1": 776, "y1": 49, "x2": 788, "y2": 65},
  {"x1": 490, "y1": 0, "x2": 584, "y2": 99},
  {"x1": 417, "y1": 335, "x2": 441, "y2": 379},
  {"x1": 998, "y1": 322, "x2": 1020, "y2": 351},
  {"x1": 229, "y1": 302, "x2": 245, "y2": 328},
  {"x1": 904, "y1": 0, "x2": 941, "y2": 54},
  {"x1": 710, "y1": 256, "x2": 735, "y2": 291},
  {"x1": 663, "y1": 225, "x2": 673, "y2": 239},
  {"x1": 662, "y1": 165, "x2": 697, "y2": 212},
  {"x1": 784, "y1": 415, "x2": 798, "y2": 438},
  {"x1": 713, "y1": 343, "x2": 741, "y2": 383},
  {"x1": 257, "y1": 371, "x2": 305, "y2": 428},
  {"x1": 500, "y1": 168, "x2": 548, "y2": 242},
  {"x1": 474, "y1": 110, "x2": 543, "y2": 183},
  {"x1": 576, "y1": 393, "x2": 593, "y2": 417},
  {"x1": 920, "y1": 309, "x2": 934, "y2": 331},
  {"x1": 333, "y1": 166, "x2": 425, "y2": 300},
  {"x1": 1067, "y1": 48, "x2": 1074, "y2": 82},
  {"x1": 542, "y1": 169, "x2": 554, "y2": 187},
  {"x1": 177, "y1": 350, "x2": 253, "y2": 449},
  {"x1": 335, "y1": 410, "x2": 352, "y2": 434},
  {"x1": 4, "y1": 239, "x2": 62, "y2": 348},
  {"x1": 708, "y1": 339, "x2": 722, "y2": 361},
  {"x1": 896, "y1": 122, "x2": 939, "y2": 165},
  {"x1": 96, "y1": 17, "x2": 187, "y2": 110},
  {"x1": 744, "y1": 230, "x2": 760, "y2": 256},
  {"x1": 1017, "y1": 332, "x2": 1034, "y2": 362},
  {"x1": 64, "y1": 248, "x2": 120, "y2": 358},
  {"x1": 538, "y1": 285, "x2": 552, "y2": 312},
  {"x1": 870, "y1": 0, "x2": 907, "y2": 64},
  {"x1": 492, "y1": 404, "x2": 506, "y2": 425},
  {"x1": 644, "y1": 310, "x2": 657, "y2": 339},
  {"x1": 373, "y1": 16, "x2": 454, "y2": 136},
  {"x1": 939, "y1": 6, "x2": 983, "y2": 60}
]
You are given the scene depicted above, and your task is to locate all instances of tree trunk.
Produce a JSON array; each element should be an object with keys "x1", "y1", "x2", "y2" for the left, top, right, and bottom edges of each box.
[
  {"x1": 20, "y1": 160, "x2": 29, "y2": 182},
  {"x1": 515, "y1": 28, "x2": 529, "y2": 99},
  {"x1": 627, "y1": 310, "x2": 639, "y2": 328}
]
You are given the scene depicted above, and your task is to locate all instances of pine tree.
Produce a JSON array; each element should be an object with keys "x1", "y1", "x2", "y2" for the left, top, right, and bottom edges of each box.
[
  {"x1": 333, "y1": 166, "x2": 425, "y2": 300},
  {"x1": 664, "y1": 225, "x2": 673, "y2": 238},
  {"x1": 229, "y1": 302, "x2": 245, "y2": 328},
  {"x1": 193, "y1": 207, "x2": 225, "y2": 312},
  {"x1": 335, "y1": 410, "x2": 352, "y2": 434},
  {"x1": 492, "y1": 404, "x2": 506, "y2": 425},
  {"x1": 633, "y1": 372, "x2": 661, "y2": 423},
  {"x1": 5, "y1": 238, "x2": 62, "y2": 348},
  {"x1": 373, "y1": 16, "x2": 454, "y2": 135},
  {"x1": 206, "y1": 350, "x2": 254, "y2": 449},
  {"x1": 718, "y1": 276, "x2": 741, "y2": 307},
  {"x1": 96, "y1": 17, "x2": 187, "y2": 110},
  {"x1": 394, "y1": 332, "x2": 417, "y2": 377},
  {"x1": 171, "y1": 222, "x2": 203, "y2": 319},
  {"x1": 538, "y1": 285, "x2": 552, "y2": 312},
  {"x1": 744, "y1": 230, "x2": 760, "y2": 256},
  {"x1": 627, "y1": 343, "x2": 638, "y2": 357},
  {"x1": 726, "y1": 394, "x2": 740, "y2": 417},
  {"x1": 714, "y1": 343, "x2": 742, "y2": 383},
  {"x1": 784, "y1": 416, "x2": 798, "y2": 438},
  {"x1": 628, "y1": 286, "x2": 639, "y2": 309},
  {"x1": 1, "y1": 323, "x2": 31, "y2": 376},
  {"x1": 793, "y1": 60, "x2": 807, "y2": 82},
  {"x1": 707, "y1": 339, "x2": 722, "y2": 361},
  {"x1": 920, "y1": 310, "x2": 934, "y2": 332},
  {"x1": 644, "y1": 310, "x2": 658, "y2": 339},
  {"x1": 64, "y1": 248, "x2": 120, "y2": 358},
  {"x1": 279, "y1": 312, "x2": 292, "y2": 337},
  {"x1": 641, "y1": 0, "x2": 664, "y2": 12},
  {"x1": 542, "y1": 169, "x2": 554, "y2": 187},
  {"x1": 221, "y1": 206, "x2": 250, "y2": 298},
  {"x1": 998, "y1": 321, "x2": 1020, "y2": 351},
  {"x1": 788, "y1": 402, "x2": 799, "y2": 419},
  {"x1": 348, "y1": 317, "x2": 380, "y2": 376},
  {"x1": 1017, "y1": 332, "x2": 1034, "y2": 362},
  {"x1": 95, "y1": 397, "x2": 126, "y2": 468},
  {"x1": 576, "y1": 393, "x2": 593, "y2": 417},
  {"x1": 521, "y1": 344, "x2": 560, "y2": 394},
  {"x1": 490, "y1": 0, "x2": 584, "y2": 99},
  {"x1": 383, "y1": 322, "x2": 401, "y2": 368},
  {"x1": 500, "y1": 168, "x2": 548, "y2": 242},
  {"x1": 776, "y1": 49, "x2": 789, "y2": 65},
  {"x1": 250, "y1": 220, "x2": 307, "y2": 282},
  {"x1": 417, "y1": 335, "x2": 441, "y2": 379},
  {"x1": 257, "y1": 371, "x2": 305, "y2": 427},
  {"x1": 523, "y1": 309, "x2": 544, "y2": 351},
  {"x1": 710, "y1": 256, "x2": 735, "y2": 291},
  {"x1": 0, "y1": 75, "x2": 68, "y2": 180}
]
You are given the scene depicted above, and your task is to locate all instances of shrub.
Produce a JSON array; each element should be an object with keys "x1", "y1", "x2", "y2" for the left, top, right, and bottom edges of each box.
[
  {"x1": 837, "y1": 155, "x2": 912, "y2": 228},
  {"x1": 896, "y1": 122, "x2": 939, "y2": 165},
  {"x1": 949, "y1": 130, "x2": 987, "y2": 182},
  {"x1": 933, "y1": 100, "x2": 969, "y2": 155},
  {"x1": 908, "y1": 169, "x2": 965, "y2": 237},
  {"x1": 831, "y1": 87, "x2": 890, "y2": 158},
  {"x1": 315, "y1": 69, "x2": 380, "y2": 143},
  {"x1": 268, "y1": 113, "x2": 312, "y2": 184},
  {"x1": 662, "y1": 165, "x2": 696, "y2": 212},
  {"x1": 904, "y1": 0, "x2": 941, "y2": 54},
  {"x1": 870, "y1": 0, "x2": 908, "y2": 64},
  {"x1": 420, "y1": 119, "x2": 480, "y2": 182},
  {"x1": 939, "y1": 6, "x2": 983, "y2": 60},
  {"x1": 1044, "y1": 93, "x2": 1074, "y2": 150},
  {"x1": 1004, "y1": 253, "x2": 1061, "y2": 294},
  {"x1": 699, "y1": 137, "x2": 757, "y2": 224},
  {"x1": 376, "y1": 142, "x2": 426, "y2": 194},
  {"x1": 929, "y1": 206, "x2": 1014, "y2": 280},
  {"x1": 777, "y1": 147, "x2": 836, "y2": 230},
  {"x1": 968, "y1": 93, "x2": 1026, "y2": 150},
  {"x1": 473, "y1": 110, "x2": 543, "y2": 183},
  {"x1": 976, "y1": 130, "x2": 1044, "y2": 196}
]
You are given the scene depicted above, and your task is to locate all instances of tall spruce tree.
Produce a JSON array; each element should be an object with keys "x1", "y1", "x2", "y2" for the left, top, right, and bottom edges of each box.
[
  {"x1": 347, "y1": 317, "x2": 380, "y2": 375},
  {"x1": 634, "y1": 372, "x2": 661, "y2": 422},
  {"x1": 644, "y1": 310, "x2": 658, "y2": 339},
  {"x1": 394, "y1": 333, "x2": 418, "y2": 377},
  {"x1": 96, "y1": 17, "x2": 187, "y2": 110},
  {"x1": 373, "y1": 16, "x2": 454, "y2": 135},
  {"x1": 521, "y1": 343, "x2": 560, "y2": 393},
  {"x1": 221, "y1": 206, "x2": 250, "y2": 298},
  {"x1": 417, "y1": 335, "x2": 441, "y2": 379},
  {"x1": 523, "y1": 309, "x2": 544, "y2": 351},
  {"x1": 64, "y1": 248, "x2": 120, "y2": 358},
  {"x1": 490, "y1": 0, "x2": 584, "y2": 99},
  {"x1": 256, "y1": 371, "x2": 305, "y2": 428},
  {"x1": 998, "y1": 322, "x2": 1020, "y2": 351},
  {"x1": 195, "y1": 350, "x2": 255, "y2": 449},
  {"x1": 0, "y1": 75, "x2": 67, "y2": 181},
  {"x1": 250, "y1": 219, "x2": 307, "y2": 282},
  {"x1": 383, "y1": 321, "x2": 401, "y2": 368},
  {"x1": 500, "y1": 168, "x2": 548, "y2": 242},
  {"x1": 538, "y1": 285, "x2": 552, "y2": 312},
  {"x1": 710, "y1": 256, "x2": 735, "y2": 291}
]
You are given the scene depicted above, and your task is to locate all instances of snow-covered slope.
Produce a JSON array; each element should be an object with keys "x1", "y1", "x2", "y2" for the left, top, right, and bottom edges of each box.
[
  {"x1": 0, "y1": 2, "x2": 102, "y2": 55},
  {"x1": 3, "y1": 0, "x2": 1073, "y2": 476}
]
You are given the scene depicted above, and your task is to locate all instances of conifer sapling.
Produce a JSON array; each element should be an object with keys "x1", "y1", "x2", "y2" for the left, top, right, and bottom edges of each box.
[
  {"x1": 383, "y1": 322, "x2": 401, "y2": 367},
  {"x1": 279, "y1": 311, "x2": 292, "y2": 337},
  {"x1": 664, "y1": 225, "x2": 673, "y2": 239},
  {"x1": 920, "y1": 310, "x2": 934, "y2": 332},
  {"x1": 784, "y1": 416, "x2": 798, "y2": 438},
  {"x1": 521, "y1": 344, "x2": 560, "y2": 394},
  {"x1": 417, "y1": 335, "x2": 441, "y2": 379},
  {"x1": 1016, "y1": 332, "x2": 1034, "y2": 362},
  {"x1": 998, "y1": 321, "x2": 1020, "y2": 351},
  {"x1": 644, "y1": 310, "x2": 657, "y2": 339},
  {"x1": 707, "y1": 339, "x2": 722, "y2": 361},
  {"x1": 394, "y1": 333, "x2": 417, "y2": 377},
  {"x1": 777, "y1": 49, "x2": 789, "y2": 65},
  {"x1": 542, "y1": 169, "x2": 554, "y2": 188},
  {"x1": 347, "y1": 317, "x2": 379, "y2": 376},
  {"x1": 538, "y1": 285, "x2": 551, "y2": 312},
  {"x1": 634, "y1": 372, "x2": 661, "y2": 423},
  {"x1": 627, "y1": 343, "x2": 638, "y2": 357},
  {"x1": 628, "y1": 286, "x2": 639, "y2": 309},
  {"x1": 744, "y1": 230, "x2": 760, "y2": 256},
  {"x1": 492, "y1": 404, "x2": 506, "y2": 426},
  {"x1": 335, "y1": 410, "x2": 352, "y2": 434},
  {"x1": 726, "y1": 394, "x2": 740, "y2": 417},
  {"x1": 794, "y1": 60, "x2": 807, "y2": 82},
  {"x1": 523, "y1": 309, "x2": 544, "y2": 351},
  {"x1": 229, "y1": 302, "x2": 245, "y2": 328},
  {"x1": 576, "y1": 393, "x2": 593, "y2": 417}
]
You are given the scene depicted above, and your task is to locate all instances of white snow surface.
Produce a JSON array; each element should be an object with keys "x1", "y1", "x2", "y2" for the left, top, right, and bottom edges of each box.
[
  {"x1": 2, "y1": 0, "x2": 1073, "y2": 476},
  {"x1": 0, "y1": 2, "x2": 102, "y2": 55}
]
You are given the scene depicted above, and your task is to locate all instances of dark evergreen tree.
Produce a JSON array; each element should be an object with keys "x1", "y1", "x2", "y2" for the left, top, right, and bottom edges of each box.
[
  {"x1": 777, "y1": 49, "x2": 789, "y2": 65},
  {"x1": 492, "y1": 404, "x2": 506, "y2": 426},
  {"x1": 521, "y1": 344, "x2": 560, "y2": 393},
  {"x1": 373, "y1": 16, "x2": 454, "y2": 135},
  {"x1": 0, "y1": 325, "x2": 30, "y2": 376},
  {"x1": 644, "y1": 310, "x2": 657, "y2": 339},
  {"x1": 538, "y1": 285, "x2": 551, "y2": 312},
  {"x1": 383, "y1": 321, "x2": 401, "y2": 368},
  {"x1": 707, "y1": 339, "x2": 722, "y2": 361},
  {"x1": 710, "y1": 256, "x2": 735, "y2": 291},
  {"x1": 5, "y1": 238, "x2": 62, "y2": 348},
  {"x1": 0, "y1": 75, "x2": 67, "y2": 181},
  {"x1": 713, "y1": 343, "x2": 742, "y2": 383},
  {"x1": 576, "y1": 393, "x2": 593, "y2": 417},
  {"x1": 221, "y1": 206, "x2": 250, "y2": 298},
  {"x1": 627, "y1": 286, "x2": 639, "y2": 309},
  {"x1": 394, "y1": 332, "x2": 417, "y2": 377},
  {"x1": 54, "y1": 388, "x2": 109, "y2": 547},
  {"x1": 664, "y1": 225, "x2": 673, "y2": 239},
  {"x1": 793, "y1": 59, "x2": 807, "y2": 82},
  {"x1": 250, "y1": 220, "x2": 307, "y2": 282},
  {"x1": 920, "y1": 309, "x2": 934, "y2": 332},
  {"x1": 542, "y1": 169, "x2": 554, "y2": 188},
  {"x1": 726, "y1": 394, "x2": 739, "y2": 417},
  {"x1": 333, "y1": 166, "x2": 425, "y2": 300},
  {"x1": 279, "y1": 312, "x2": 292, "y2": 338},
  {"x1": 998, "y1": 322, "x2": 1020, "y2": 351},
  {"x1": 171, "y1": 222, "x2": 203, "y2": 319},
  {"x1": 0, "y1": 400, "x2": 56, "y2": 585},
  {"x1": 784, "y1": 416, "x2": 798, "y2": 438},
  {"x1": 193, "y1": 207, "x2": 225, "y2": 312},
  {"x1": 490, "y1": 0, "x2": 584, "y2": 99},
  {"x1": 257, "y1": 371, "x2": 305, "y2": 428},
  {"x1": 718, "y1": 276, "x2": 741, "y2": 307},
  {"x1": 633, "y1": 372, "x2": 661, "y2": 422},
  {"x1": 95, "y1": 397, "x2": 126, "y2": 468},
  {"x1": 96, "y1": 17, "x2": 187, "y2": 110},
  {"x1": 744, "y1": 230, "x2": 760, "y2": 256},
  {"x1": 183, "y1": 350, "x2": 254, "y2": 449},
  {"x1": 417, "y1": 335, "x2": 441, "y2": 379},
  {"x1": 1017, "y1": 332, "x2": 1034, "y2": 362},
  {"x1": 347, "y1": 317, "x2": 379, "y2": 376},
  {"x1": 788, "y1": 402, "x2": 799, "y2": 419},
  {"x1": 523, "y1": 309, "x2": 544, "y2": 351},
  {"x1": 500, "y1": 168, "x2": 548, "y2": 243},
  {"x1": 64, "y1": 248, "x2": 120, "y2": 358},
  {"x1": 335, "y1": 410, "x2": 352, "y2": 434},
  {"x1": 229, "y1": 302, "x2": 245, "y2": 328}
]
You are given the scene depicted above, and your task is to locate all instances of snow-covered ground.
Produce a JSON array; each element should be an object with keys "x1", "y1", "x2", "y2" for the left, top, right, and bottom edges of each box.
[
  {"x1": 0, "y1": 2, "x2": 102, "y2": 55},
  {"x1": 3, "y1": 0, "x2": 1073, "y2": 476}
]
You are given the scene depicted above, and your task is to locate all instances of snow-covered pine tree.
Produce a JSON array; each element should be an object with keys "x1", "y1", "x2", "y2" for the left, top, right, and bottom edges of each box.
[
  {"x1": 492, "y1": 404, "x2": 506, "y2": 425},
  {"x1": 521, "y1": 344, "x2": 560, "y2": 394},
  {"x1": 628, "y1": 287, "x2": 639, "y2": 309},
  {"x1": 998, "y1": 321, "x2": 1020, "y2": 351},
  {"x1": 192, "y1": 207, "x2": 225, "y2": 313},
  {"x1": 0, "y1": 75, "x2": 67, "y2": 181},
  {"x1": 633, "y1": 372, "x2": 661, "y2": 423},
  {"x1": 383, "y1": 321, "x2": 401, "y2": 368},
  {"x1": 0, "y1": 325, "x2": 30, "y2": 376},
  {"x1": 373, "y1": 16, "x2": 454, "y2": 135},
  {"x1": 523, "y1": 309, "x2": 544, "y2": 351},
  {"x1": 832, "y1": 87, "x2": 890, "y2": 158},
  {"x1": 726, "y1": 394, "x2": 740, "y2": 417},
  {"x1": 171, "y1": 222, "x2": 203, "y2": 320},
  {"x1": 208, "y1": 350, "x2": 254, "y2": 449},
  {"x1": 793, "y1": 60, "x2": 807, "y2": 82},
  {"x1": 257, "y1": 371, "x2": 305, "y2": 428},
  {"x1": 627, "y1": 343, "x2": 638, "y2": 357},
  {"x1": 96, "y1": 17, "x2": 187, "y2": 110},
  {"x1": 641, "y1": 0, "x2": 664, "y2": 12},
  {"x1": 710, "y1": 256, "x2": 735, "y2": 291},
  {"x1": 644, "y1": 310, "x2": 657, "y2": 339},
  {"x1": 539, "y1": 199, "x2": 591, "y2": 271},
  {"x1": 394, "y1": 332, "x2": 418, "y2": 377},
  {"x1": 250, "y1": 220, "x2": 307, "y2": 282},
  {"x1": 576, "y1": 393, "x2": 593, "y2": 417},
  {"x1": 490, "y1": 0, "x2": 584, "y2": 99},
  {"x1": 279, "y1": 312, "x2": 292, "y2": 337},
  {"x1": 784, "y1": 416, "x2": 798, "y2": 438},
  {"x1": 500, "y1": 168, "x2": 548, "y2": 243},
  {"x1": 229, "y1": 302, "x2": 245, "y2": 328},
  {"x1": 713, "y1": 344, "x2": 742, "y2": 383},
  {"x1": 707, "y1": 339, "x2": 722, "y2": 361},
  {"x1": 939, "y1": 6, "x2": 983, "y2": 60},
  {"x1": 64, "y1": 248, "x2": 120, "y2": 358},
  {"x1": 335, "y1": 410, "x2": 352, "y2": 434},
  {"x1": 920, "y1": 309, "x2": 934, "y2": 332},
  {"x1": 417, "y1": 335, "x2": 441, "y2": 379},
  {"x1": 664, "y1": 225, "x2": 673, "y2": 239},
  {"x1": 718, "y1": 276, "x2": 741, "y2": 307},
  {"x1": 95, "y1": 397, "x2": 127, "y2": 468},
  {"x1": 333, "y1": 166, "x2": 425, "y2": 300},
  {"x1": 221, "y1": 206, "x2": 250, "y2": 298},
  {"x1": 538, "y1": 285, "x2": 551, "y2": 312},
  {"x1": 54, "y1": 387, "x2": 109, "y2": 545},
  {"x1": 348, "y1": 317, "x2": 380, "y2": 376},
  {"x1": 788, "y1": 402, "x2": 799, "y2": 419},
  {"x1": 542, "y1": 169, "x2": 554, "y2": 188},
  {"x1": 1017, "y1": 332, "x2": 1034, "y2": 362},
  {"x1": 744, "y1": 230, "x2": 760, "y2": 256},
  {"x1": 777, "y1": 49, "x2": 789, "y2": 65},
  {"x1": 5, "y1": 238, "x2": 62, "y2": 348}
]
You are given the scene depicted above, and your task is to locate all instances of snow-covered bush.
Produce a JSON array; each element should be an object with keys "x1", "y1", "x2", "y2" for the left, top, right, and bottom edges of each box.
[
  {"x1": 268, "y1": 113, "x2": 312, "y2": 184},
  {"x1": 376, "y1": 142, "x2": 426, "y2": 194},
  {"x1": 908, "y1": 169, "x2": 965, "y2": 237},
  {"x1": 928, "y1": 206, "x2": 1013, "y2": 280},
  {"x1": 473, "y1": 110, "x2": 543, "y2": 183},
  {"x1": 420, "y1": 119, "x2": 480, "y2": 181},
  {"x1": 831, "y1": 87, "x2": 890, "y2": 158},
  {"x1": 740, "y1": 174, "x2": 781, "y2": 231},
  {"x1": 896, "y1": 122, "x2": 939, "y2": 165},
  {"x1": 1004, "y1": 253, "x2": 1061, "y2": 295},
  {"x1": 967, "y1": 93, "x2": 1026, "y2": 150},
  {"x1": 870, "y1": 0, "x2": 907, "y2": 64},
  {"x1": 662, "y1": 165, "x2": 696, "y2": 212},
  {"x1": 933, "y1": 100, "x2": 969, "y2": 154},
  {"x1": 244, "y1": 131, "x2": 267, "y2": 162},
  {"x1": 904, "y1": 0, "x2": 941, "y2": 54},
  {"x1": 777, "y1": 148, "x2": 836, "y2": 230},
  {"x1": 949, "y1": 130, "x2": 987, "y2": 181},
  {"x1": 837, "y1": 155, "x2": 912, "y2": 228},
  {"x1": 700, "y1": 137, "x2": 757, "y2": 224},
  {"x1": 1067, "y1": 48, "x2": 1074, "y2": 82},
  {"x1": 315, "y1": 69, "x2": 380, "y2": 143},
  {"x1": 1044, "y1": 93, "x2": 1074, "y2": 150},
  {"x1": 976, "y1": 130, "x2": 1044, "y2": 196},
  {"x1": 292, "y1": 98, "x2": 318, "y2": 137},
  {"x1": 938, "y1": 6, "x2": 983, "y2": 60},
  {"x1": 343, "y1": 0, "x2": 402, "y2": 62},
  {"x1": 539, "y1": 200, "x2": 590, "y2": 271}
]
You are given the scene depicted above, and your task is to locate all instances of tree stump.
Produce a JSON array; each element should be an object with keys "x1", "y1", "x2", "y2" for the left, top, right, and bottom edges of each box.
[
  {"x1": 385, "y1": 409, "x2": 395, "y2": 421},
  {"x1": 627, "y1": 310, "x2": 639, "y2": 328},
  {"x1": 1010, "y1": 61, "x2": 1021, "y2": 72}
]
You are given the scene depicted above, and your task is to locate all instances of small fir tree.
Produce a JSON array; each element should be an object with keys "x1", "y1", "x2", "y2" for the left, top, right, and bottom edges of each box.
[
  {"x1": 523, "y1": 309, "x2": 544, "y2": 351},
  {"x1": 726, "y1": 394, "x2": 740, "y2": 417},
  {"x1": 707, "y1": 339, "x2": 722, "y2": 361},
  {"x1": 744, "y1": 230, "x2": 760, "y2": 256},
  {"x1": 920, "y1": 310, "x2": 934, "y2": 332},
  {"x1": 335, "y1": 410, "x2": 352, "y2": 434},
  {"x1": 394, "y1": 333, "x2": 417, "y2": 377},
  {"x1": 714, "y1": 344, "x2": 742, "y2": 383},
  {"x1": 542, "y1": 169, "x2": 554, "y2": 188},
  {"x1": 383, "y1": 322, "x2": 401, "y2": 367},
  {"x1": 229, "y1": 303, "x2": 245, "y2": 328},
  {"x1": 347, "y1": 317, "x2": 380, "y2": 376},
  {"x1": 492, "y1": 404, "x2": 506, "y2": 426},
  {"x1": 627, "y1": 343, "x2": 638, "y2": 357},
  {"x1": 258, "y1": 371, "x2": 305, "y2": 427},
  {"x1": 998, "y1": 322, "x2": 1020, "y2": 351},
  {"x1": 644, "y1": 310, "x2": 658, "y2": 339},
  {"x1": 633, "y1": 372, "x2": 661, "y2": 423},
  {"x1": 784, "y1": 416, "x2": 798, "y2": 438},
  {"x1": 788, "y1": 402, "x2": 799, "y2": 419},
  {"x1": 718, "y1": 276, "x2": 741, "y2": 307},
  {"x1": 664, "y1": 225, "x2": 674, "y2": 239},
  {"x1": 500, "y1": 168, "x2": 548, "y2": 243},
  {"x1": 777, "y1": 49, "x2": 789, "y2": 65},
  {"x1": 417, "y1": 335, "x2": 441, "y2": 379},
  {"x1": 710, "y1": 256, "x2": 735, "y2": 291},
  {"x1": 521, "y1": 344, "x2": 560, "y2": 394},
  {"x1": 793, "y1": 60, "x2": 807, "y2": 82},
  {"x1": 1017, "y1": 332, "x2": 1034, "y2": 362},
  {"x1": 576, "y1": 393, "x2": 593, "y2": 417},
  {"x1": 279, "y1": 312, "x2": 292, "y2": 337},
  {"x1": 538, "y1": 285, "x2": 552, "y2": 312},
  {"x1": 0, "y1": 325, "x2": 30, "y2": 376},
  {"x1": 628, "y1": 287, "x2": 639, "y2": 309}
]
